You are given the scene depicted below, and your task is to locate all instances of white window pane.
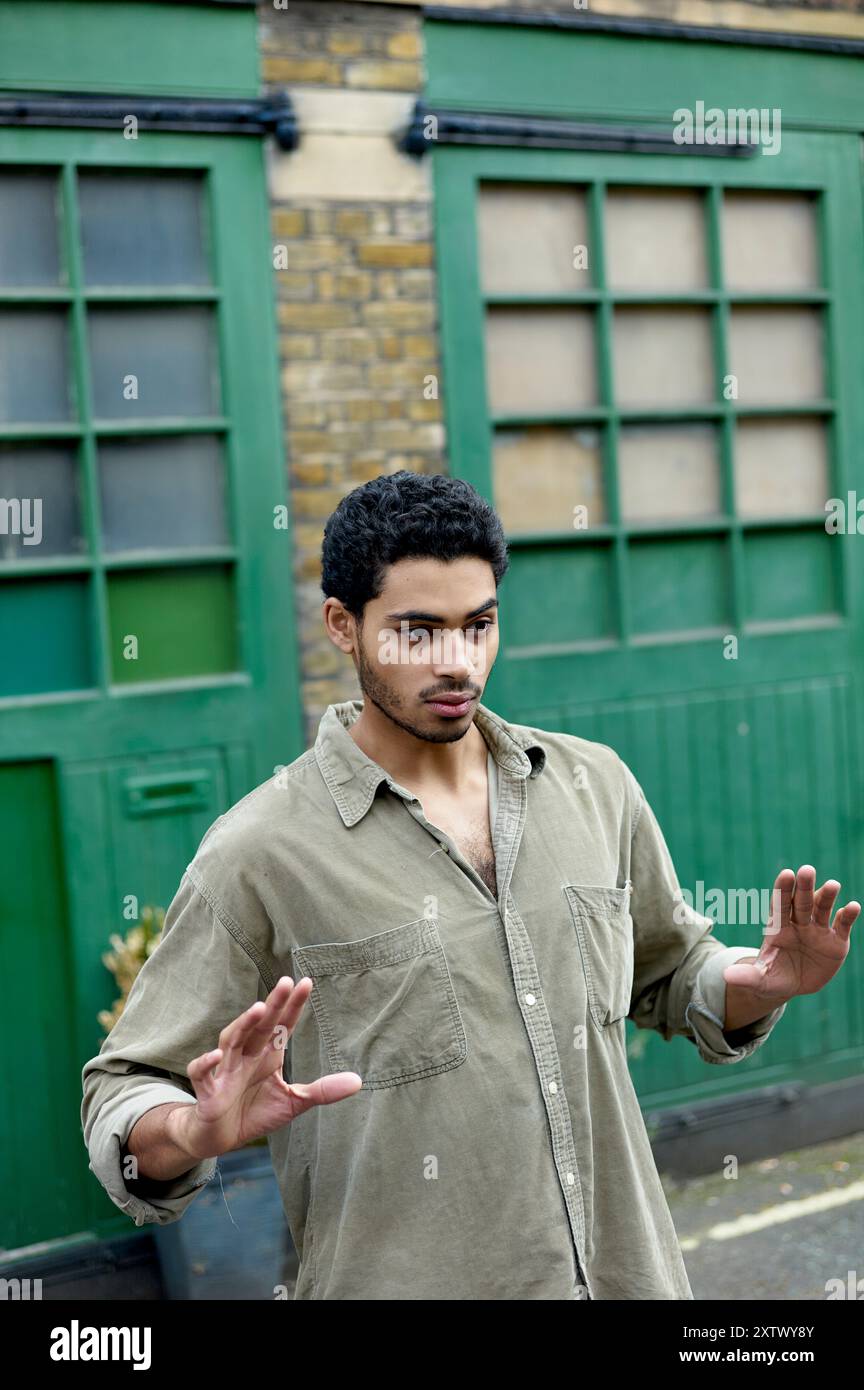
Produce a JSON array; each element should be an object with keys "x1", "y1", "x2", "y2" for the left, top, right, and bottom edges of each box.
[
  {"x1": 0, "y1": 445, "x2": 82, "y2": 560},
  {"x1": 728, "y1": 307, "x2": 823, "y2": 404},
  {"x1": 0, "y1": 311, "x2": 73, "y2": 422},
  {"x1": 493, "y1": 426, "x2": 605, "y2": 533},
  {"x1": 78, "y1": 172, "x2": 210, "y2": 286},
  {"x1": 735, "y1": 417, "x2": 828, "y2": 518},
  {"x1": 613, "y1": 307, "x2": 714, "y2": 408},
  {"x1": 605, "y1": 186, "x2": 707, "y2": 291},
  {"x1": 618, "y1": 424, "x2": 720, "y2": 521},
  {"x1": 0, "y1": 169, "x2": 62, "y2": 287},
  {"x1": 88, "y1": 307, "x2": 221, "y2": 419},
  {"x1": 723, "y1": 191, "x2": 819, "y2": 291},
  {"x1": 99, "y1": 435, "x2": 229, "y2": 552},
  {"x1": 478, "y1": 182, "x2": 591, "y2": 294},
  {"x1": 485, "y1": 307, "x2": 597, "y2": 415}
]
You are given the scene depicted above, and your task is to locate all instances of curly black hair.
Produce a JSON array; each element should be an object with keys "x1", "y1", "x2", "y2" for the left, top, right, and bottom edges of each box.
[{"x1": 321, "y1": 470, "x2": 510, "y2": 616}]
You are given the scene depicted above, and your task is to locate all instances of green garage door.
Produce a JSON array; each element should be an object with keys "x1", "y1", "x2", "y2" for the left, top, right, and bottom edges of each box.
[
  {"x1": 0, "y1": 128, "x2": 302, "y2": 1248},
  {"x1": 432, "y1": 39, "x2": 864, "y2": 1106}
]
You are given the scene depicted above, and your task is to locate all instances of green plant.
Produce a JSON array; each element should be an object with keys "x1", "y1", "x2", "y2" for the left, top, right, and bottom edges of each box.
[{"x1": 98, "y1": 905, "x2": 165, "y2": 1035}]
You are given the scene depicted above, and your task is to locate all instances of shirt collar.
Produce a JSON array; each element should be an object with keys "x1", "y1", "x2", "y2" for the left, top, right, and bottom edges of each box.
[{"x1": 314, "y1": 698, "x2": 547, "y2": 828}]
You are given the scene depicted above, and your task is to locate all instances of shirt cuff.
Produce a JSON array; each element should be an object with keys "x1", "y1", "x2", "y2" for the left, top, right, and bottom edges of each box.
[
  {"x1": 85, "y1": 1083, "x2": 218, "y2": 1227},
  {"x1": 685, "y1": 946, "x2": 788, "y2": 1065}
]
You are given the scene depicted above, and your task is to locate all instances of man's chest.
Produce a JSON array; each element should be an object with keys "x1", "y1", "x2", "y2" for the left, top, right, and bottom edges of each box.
[{"x1": 417, "y1": 787, "x2": 498, "y2": 897}]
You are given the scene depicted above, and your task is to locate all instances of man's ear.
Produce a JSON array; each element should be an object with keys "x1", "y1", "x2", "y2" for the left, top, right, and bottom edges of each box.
[{"x1": 322, "y1": 597, "x2": 356, "y2": 654}]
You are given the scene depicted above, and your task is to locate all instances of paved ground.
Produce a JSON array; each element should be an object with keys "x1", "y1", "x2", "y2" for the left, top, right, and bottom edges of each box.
[{"x1": 663, "y1": 1131, "x2": 864, "y2": 1300}]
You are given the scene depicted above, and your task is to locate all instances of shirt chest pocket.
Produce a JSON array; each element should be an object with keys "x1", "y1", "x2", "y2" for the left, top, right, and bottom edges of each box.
[
  {"x1": 563, "y1": 884, "x2": 635, "y2": 1029},
  {"x1": 290, "y1": 916, "x2": 468, "y2": 1090}
]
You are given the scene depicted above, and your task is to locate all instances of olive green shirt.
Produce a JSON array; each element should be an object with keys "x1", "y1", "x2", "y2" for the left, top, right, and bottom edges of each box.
[{"x1": 81, "y1": 698, "x2": 786, "y2": 1300}]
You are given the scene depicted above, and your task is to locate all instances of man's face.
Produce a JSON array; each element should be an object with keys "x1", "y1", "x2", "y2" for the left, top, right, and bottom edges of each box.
[{"x1": 353, "y1": 556, "x2": 500, "y2": 744}]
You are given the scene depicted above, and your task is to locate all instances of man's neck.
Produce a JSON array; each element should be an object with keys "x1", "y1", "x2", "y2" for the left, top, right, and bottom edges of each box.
[{"x1": 347, "y1": 699, "x2": 489, "y2": 796}]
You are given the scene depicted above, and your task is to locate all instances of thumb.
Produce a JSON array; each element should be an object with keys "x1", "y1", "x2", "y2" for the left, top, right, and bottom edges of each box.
[{"x1": 285, "y1": 1072, "x2": 364, "y2": 1114}]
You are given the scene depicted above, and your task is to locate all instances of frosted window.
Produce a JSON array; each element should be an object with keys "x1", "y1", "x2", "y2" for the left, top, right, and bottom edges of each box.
[
  {"x1": 485, "y1": 307, "x2": 597, "y2": 415},
  {"x1": 88, "y1": 307, "x2": 221, "y2": 419},
  {"x1": 493, "y1": 427, "x2": 605, "y2": 532},
  {"x1": 605, "y1": 186, "x2": 707, "y2": 291},
  {"x1": 735, "y1": 417, "x2": 828, "y2": 518},
  {"x1": 0, "y1": 311, "x2": 73, "y2": 422},
  {"x1": 478, "y1": 182, "x2": 591, "y2": 293},
  {"x1": 728, "y1": 307, "x2": 823, "y2": 404},
  {"x1": 613, "y1": 307, "x2": 714, "y2": 407},
  {"x1": 99, "y1": 434, "x2": 228, "y2": 552},
  {"x1": 0, "y1": 446, "x2": 82, "y2": 560},
  {"x1": 723, "y1": 191, "x2": 819, "y2": 291},
  {"x1": 0, "y1": 170, "x2": 62, "y2": 287},
  {"x1": 618, "y1": 424, "x2": 721, "y2": 521},
  {"x1": 78, "y1": 172, "x2": 210, "y2": 286}
]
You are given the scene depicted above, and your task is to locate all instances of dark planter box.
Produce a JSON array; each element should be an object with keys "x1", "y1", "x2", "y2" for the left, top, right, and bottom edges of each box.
[{"x1": 153, "y1": 1144, "x2": 294, "y2": 1300}]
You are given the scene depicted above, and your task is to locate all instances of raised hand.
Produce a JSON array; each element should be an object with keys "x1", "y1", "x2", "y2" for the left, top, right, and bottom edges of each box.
[
  {"x1": 178, "y1": 976, "x2": 362, "y2": 1161},
  {"x1": 723, "y1": 865, "x2": 859, "y2": 1009}
]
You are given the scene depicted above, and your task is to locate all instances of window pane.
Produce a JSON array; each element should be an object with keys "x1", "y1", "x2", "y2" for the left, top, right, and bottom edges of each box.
[
  {"x1": 485, "y1": 307, "x2": 597, "y2": 415},
  {"x1": 0, "y1": 576, "x2": 92, "y2": 696},
  {"x1": 605, "y1": 186, "x2": 707, "y2": 291},
  {"x1": 743, "y1": 529, "x2": 836, "y2": 624},
  {"x1": 99, "y1": 435, "x2": 228, "y2": 552},
  {"x1": 735, "y1": 417, "x2": 828, "y2": 518},
  {"x1": 0, "y1": 169, "x2": 62, "y2": 287},
  {"x1": 628, "y1": 536, "x2": 729, "y2": 636},
  {"x1": 722, "y1": 191, "x2": 819, "y2": 291},
  {"x1": 78, "y1": 171, "x2": 210, "y2": 286},
  {"x1": 618, "y1": 424, "x2": 720, "y2": 521},
  {"x1": 88, "y1": 307, "x2": 221, "y2": 419},
  {"x1": 493, "y1": 426, "x2": 605, "y2": 533},
  {"x1": 0, "y1": 311, "x2": 73, "y2": 422},
  {"x1": 728, "y1": 307, "x2": 823, "y2": 404},
  {"x1": 613, "y1": 307, "x2": 714, "y2": 407},
  {"x1": 478, "y1": 182, "x2": 592, "y2": 294},
  {"x1": 107, "y1": 566, "x2": 236, "y2": 683},
  {"x1": 0, "y1": 446, "x2": 83, "y2": 560}
]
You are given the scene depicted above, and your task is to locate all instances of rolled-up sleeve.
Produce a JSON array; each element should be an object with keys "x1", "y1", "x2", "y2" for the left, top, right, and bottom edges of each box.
[
  {"x1": 621, "y1": 762, "x2": 787, "y2": 1066},
  {"x1": 81, "y1": 870, "x2": 269, "y2": 1226}
]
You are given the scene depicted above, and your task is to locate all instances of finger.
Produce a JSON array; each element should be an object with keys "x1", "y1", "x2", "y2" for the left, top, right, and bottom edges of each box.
[
  {"x1": 284, "y1": 1071, "x2": 364, "y2": 1118},
  {"x1": 263, "y1": 977, "x2": 314, "y2": 1059},
  {"x1": 812, "y1": 879, "x2": 841, "y2": 928},
  {"x1": 765, "y1": 868, "x2": 795, "y2": 937},
  {"x1": 187, "y1": 1047, "x2": 224, "y2": 1096},
  {"x1": 790, "y1": 864, "x2": 816, "y2": 925},
  {"x1": 832, "y1": 900, "x2": 860, "y2": 941},
  {"x1": 239, "y1": 977, "x2": 307, "y2": 1058},
  {"x1": 219, "y1": 977, "x2": 295, "y2": 1058}
]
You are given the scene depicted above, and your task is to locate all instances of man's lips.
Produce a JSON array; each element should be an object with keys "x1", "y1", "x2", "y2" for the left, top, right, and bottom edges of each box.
[{"x1": 425, "y1": 694, "x2": 476, "y2": 716}]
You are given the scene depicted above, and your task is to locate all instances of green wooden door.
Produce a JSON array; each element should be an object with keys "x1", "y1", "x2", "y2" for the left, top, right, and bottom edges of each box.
[
  {"x1": 0, "y1": 128, "x2": 303, "y2": 1247},
  {"x1": 433, "y1": 132, "x2": 864, "y2": 1105}
]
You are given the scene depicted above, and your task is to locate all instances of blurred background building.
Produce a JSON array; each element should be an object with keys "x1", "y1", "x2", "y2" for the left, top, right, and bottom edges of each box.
[{"x1": 1, "y1": 0, "x2": 862, "y2": 1284}]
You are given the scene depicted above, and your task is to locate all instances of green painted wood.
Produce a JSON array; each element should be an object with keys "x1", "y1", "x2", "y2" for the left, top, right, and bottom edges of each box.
[
  {"x1": 425, "y1": 18, "x2": 864, "y2": 132},
  {"x1": 0, "y1": 126, "x2": 303, "y2": 1245},
  {"x1": 0, "y1": 2, "x2": 259, "y2": 98},
  {"x1": 432, "y1": 123, "x2": 864, "y2": 1105},
  {"x1": 0, "y1": 763, "x2": 87, "y2": 1248}
]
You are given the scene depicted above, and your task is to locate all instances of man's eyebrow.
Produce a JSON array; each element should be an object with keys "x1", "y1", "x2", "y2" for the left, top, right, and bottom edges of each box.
[{"x1": 384, "y1": 597, "x2": 499, "y2": 623}]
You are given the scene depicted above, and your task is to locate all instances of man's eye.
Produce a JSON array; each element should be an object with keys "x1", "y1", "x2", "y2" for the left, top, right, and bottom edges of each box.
[
  {"x1": 408, "y1": 627, "x2": 430, "y2": 641},
  {"x1": 467, "y1": 620, "x2": 493, "y2": 633}
]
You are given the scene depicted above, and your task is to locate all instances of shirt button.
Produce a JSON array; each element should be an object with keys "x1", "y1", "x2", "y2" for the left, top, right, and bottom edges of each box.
[
  {"x1": 525, "y1": 993, "x2": 536, "y2": 1005},
  {"x1": 548, "y1": 1081, "x2": 558, "y2": 1094},
  {"x1": 566, "y1": 1172, "x2": 575, "y2": 1185}
]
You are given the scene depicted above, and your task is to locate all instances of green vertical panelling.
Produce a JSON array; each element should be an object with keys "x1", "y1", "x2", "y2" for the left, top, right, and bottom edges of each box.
[
  {"x1": 106, "y1": 566, "x2": 236, "y2": 683},
  {"x1": 0, "y1": 763, "x2": 86, "y2": 1247},
  {"x1": 0, "y1": 2, "x2": 259, "y2": 97}
]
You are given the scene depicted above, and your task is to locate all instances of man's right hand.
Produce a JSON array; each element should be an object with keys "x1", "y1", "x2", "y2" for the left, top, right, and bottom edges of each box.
[{"x1": 171, "y1": 975, "x2": 362, "y2": 1162}]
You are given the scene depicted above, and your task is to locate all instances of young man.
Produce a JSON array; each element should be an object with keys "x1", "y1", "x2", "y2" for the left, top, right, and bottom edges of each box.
[{"x1": 82, "y1": 471, "x2": 858, "y2": 1301}]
